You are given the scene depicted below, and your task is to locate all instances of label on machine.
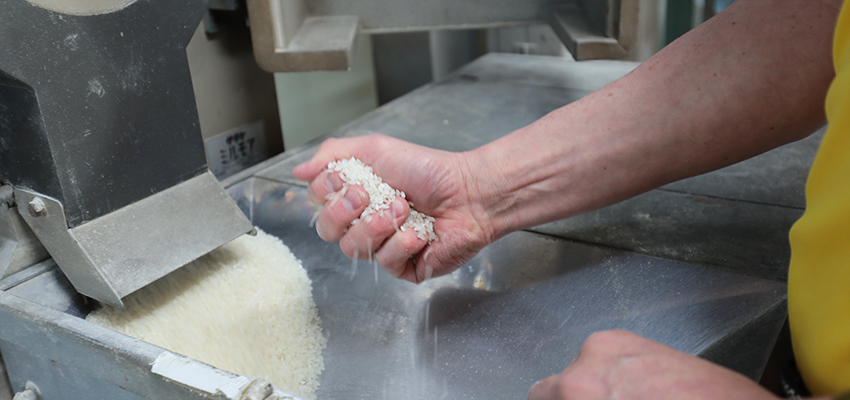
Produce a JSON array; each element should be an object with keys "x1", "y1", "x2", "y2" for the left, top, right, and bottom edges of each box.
[{"x1": 204, "y1": 120, "x2": 268, "y2": 180}]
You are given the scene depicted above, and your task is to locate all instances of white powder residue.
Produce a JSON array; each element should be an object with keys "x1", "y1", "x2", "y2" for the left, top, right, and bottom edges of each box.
[
  {"x1": 87, "y1": 229, "x2": 326, "y2": 400},
  {"x1": 326, "y1": 157, "x2": 438, "y2": 242}
]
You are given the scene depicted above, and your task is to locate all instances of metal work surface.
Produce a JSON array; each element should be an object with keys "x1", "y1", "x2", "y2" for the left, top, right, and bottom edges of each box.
[
  {"x1": 530, "y1": 189, "x2": 802, "y2": 282},
  {"x1": 660, "y1": 129, "x2": 823, "y2": 210},
  {"x1": 223, "y1": 53, "x2": 806, "y2": 397},
  {"x1": 527, "y1": 129, "x2": 821, "y2": 282},
  {"x1": 0, "y1": 174, "x2": 787, "y2": 399},
  {"x1": 224, "y1": 178, "x2": 786, "y2": 399},
  {"x1": 247, "y1": 53, "x2": 817, "y2": 282}
]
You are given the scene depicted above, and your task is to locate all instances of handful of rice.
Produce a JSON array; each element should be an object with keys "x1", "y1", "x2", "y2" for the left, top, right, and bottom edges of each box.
[{"x1": 326, "y1": 157, "x2": 438, "y2": 242}]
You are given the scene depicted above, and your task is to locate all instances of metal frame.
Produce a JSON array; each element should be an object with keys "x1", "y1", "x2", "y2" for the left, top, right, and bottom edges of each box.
[{"x1": 246, "y1": 0, "x2": 641, "y2": 71}]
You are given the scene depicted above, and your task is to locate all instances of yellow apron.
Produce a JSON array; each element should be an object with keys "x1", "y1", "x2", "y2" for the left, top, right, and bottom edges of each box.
[{"x1": 788, "y1": 2, "x2": 850, "y2": 395}]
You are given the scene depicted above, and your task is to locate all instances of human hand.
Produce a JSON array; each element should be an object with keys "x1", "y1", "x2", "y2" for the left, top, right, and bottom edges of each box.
[
  {"x1": 527, "y1": 330, "x2": 780, "y2": 400},
  {"x1": 293, "y1": 134, "x2": 496, "y2": 283}
]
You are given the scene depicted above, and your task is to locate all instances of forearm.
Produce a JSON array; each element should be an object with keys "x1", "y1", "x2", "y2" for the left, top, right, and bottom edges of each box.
[{"x1": 466, "y1": 0, "x2": 841, "y2": 238}]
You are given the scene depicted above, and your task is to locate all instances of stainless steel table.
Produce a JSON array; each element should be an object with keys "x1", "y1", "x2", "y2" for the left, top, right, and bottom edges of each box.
[
  {"x1": 0, "y1": 53, "x2": 810, "y2": 399},
  {"x1": 222, "y1": 53, "x2": 808, "y2": 399}
]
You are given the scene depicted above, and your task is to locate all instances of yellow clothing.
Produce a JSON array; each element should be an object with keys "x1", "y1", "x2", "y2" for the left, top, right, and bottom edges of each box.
[{"x1": 788, "y1": 2, "x2": 850, "y2": 395}]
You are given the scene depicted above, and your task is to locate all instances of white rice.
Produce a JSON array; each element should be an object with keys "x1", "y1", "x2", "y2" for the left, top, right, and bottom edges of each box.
[
  {"x1": 87, "y1": 229, "x2": 326, "y2": 400},
  {"x1": 326, "y1": 157, "x2": 438, "y2": 242}
]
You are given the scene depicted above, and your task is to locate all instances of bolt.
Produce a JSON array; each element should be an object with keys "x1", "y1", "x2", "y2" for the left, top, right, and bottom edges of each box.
[
  {"x1": 12, "y1": 381, "x2": 41, "y2": 400},
  {"x1": 28, "y1": 197, "x2": 46, "y2": 218},
  {"x1": 0, "y1": 185, "x2": 12, "y2": 208}
]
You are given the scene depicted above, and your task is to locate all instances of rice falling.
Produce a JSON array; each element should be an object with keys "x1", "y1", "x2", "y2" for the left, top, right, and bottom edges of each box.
[{"x1": 326, "y1": 157, "x2": 438, "y2": 242}]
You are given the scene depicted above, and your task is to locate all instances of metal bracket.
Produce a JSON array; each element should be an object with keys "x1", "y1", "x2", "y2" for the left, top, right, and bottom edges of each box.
[
  {"x1": 1, "y1": 185, "x2": 49, "y2": 279},
  {"x1": 549, "y1": 0, "x2": 639, "y2": 60},
  {"x1": 0, "y1": 206, "x2": 50, "y2": 280},
  {"x1": 11, "y1": 381, "x2": 40, "y2": 400},
  {"x1": 0, "y1": 186, "x2": 12, "y2": 209},
  {"x1": 551, "y1": 5, "x2": 625, "y2": 60},
  {"x1": 15, "y1": 171, "x2": 253, "y2": 308},
  {"x1": 246, "y1": 0, "x2": 359, "y2": 72}
]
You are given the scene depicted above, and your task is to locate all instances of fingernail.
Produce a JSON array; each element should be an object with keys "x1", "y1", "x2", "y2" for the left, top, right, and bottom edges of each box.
[
  {"x1": 343, "y1": 189, "x2": 363, "y2": 211},
  {"x1": 393, "y1": 198, "x2": 404, "y2": 219},
  {"x1": 315, "y1": 219, "x2": 328, "y2": 241},
  {"x1": 325, "y1": 173, "x2": 343, "y2": 192}
]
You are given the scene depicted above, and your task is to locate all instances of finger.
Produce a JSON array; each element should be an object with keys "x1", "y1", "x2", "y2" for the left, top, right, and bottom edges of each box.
[
  {"x1": 527, "y1": 374, "x2": 563, "y2": 400},
  {"x1": 306, "y1": 170, "x2": 344, "y2": 204},
  {"x1": 397, "y1": 246, "x2": 441, "y2": 283},
  {"x1": 376, "y1": 227, "x2": 429, "y2": 280},
  {"x1": 528, "y1": 359, "x2": 611, "y2": 400},
  {"x1": 293, "y1": 138, "x2": 350, "y2": 182},
  {"x1": 315, "y1": 185, "x2": 368, "y2": 242},
  {"x1": 339, "y1": 197, "x2": 408, "y2": 259},
  {"x1": 293, "y1": 135, "x2": 385, "y2": 182},
  {"x1": 580, "y1": 330, "x2": 659, "y2": 359}
]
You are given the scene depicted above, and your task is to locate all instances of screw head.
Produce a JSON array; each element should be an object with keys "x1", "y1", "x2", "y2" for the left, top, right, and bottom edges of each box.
[{"x1": 28, "y1": 197, "x2": 46, "y2": 218}]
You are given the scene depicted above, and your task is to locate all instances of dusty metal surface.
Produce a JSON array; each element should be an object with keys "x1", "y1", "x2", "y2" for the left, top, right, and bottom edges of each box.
[
  {"x1": 223, "y1": 178, "x2": 787, "y2": 399},
  {"x1": 222, "y1": 53, "x2": 805, "y2": 397},
  {"x1": 660, "y1": 129, "x2": 823, "y2": 210}
]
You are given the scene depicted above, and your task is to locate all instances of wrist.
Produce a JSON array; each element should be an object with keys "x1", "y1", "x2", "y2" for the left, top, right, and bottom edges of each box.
[{"x1": 458, "y1": 145, "x2": 518, "y2": 243}]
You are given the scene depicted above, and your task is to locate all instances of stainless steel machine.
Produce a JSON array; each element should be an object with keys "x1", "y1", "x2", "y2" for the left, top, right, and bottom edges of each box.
[
  {"x1": 0, "y1": 0, "x2": 254, "y2": 308},
  {"x1": 0, "y1": 1, "x2": 805, "y2": 399}
]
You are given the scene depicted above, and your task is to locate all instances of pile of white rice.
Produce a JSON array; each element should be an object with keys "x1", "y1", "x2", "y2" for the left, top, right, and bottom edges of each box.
[
  {"x1": 326, "y1": 157, "x2": 438, "y2": 242},
  {"x1": 87, "y1": 229, "x2": 326, "y2": 400}
]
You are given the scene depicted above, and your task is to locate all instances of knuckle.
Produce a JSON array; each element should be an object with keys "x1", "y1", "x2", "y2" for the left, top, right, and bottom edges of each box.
[
  {"x1": 583, "y1": 330, "x2": 641, "y2": 353},
  {"x1": 371, "y1": 214, "x2": 397, "y2": 236},
  {"x1": 554, "y1": 370, "x2": 591, "y2": 398},
  {"x1": 376, "y1": 254, "x2": 402, "y2": 278},
  {"x1": 400, "y1": 235, "x2": 420, "y2": 254}
]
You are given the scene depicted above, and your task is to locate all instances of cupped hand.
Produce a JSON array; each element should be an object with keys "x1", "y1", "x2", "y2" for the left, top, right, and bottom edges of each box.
[
  {"x1": 293, "y1": 134, "x2": 496, "y2": 283},
  {"x1": 528, "y1": 330, "x2": 780, "y2": 400}
]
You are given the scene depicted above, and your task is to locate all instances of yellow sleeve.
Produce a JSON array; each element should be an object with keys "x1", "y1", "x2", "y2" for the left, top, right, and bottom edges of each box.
[{"x1": 788, "y1": 2, "x2": 850, "y2": 395}]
